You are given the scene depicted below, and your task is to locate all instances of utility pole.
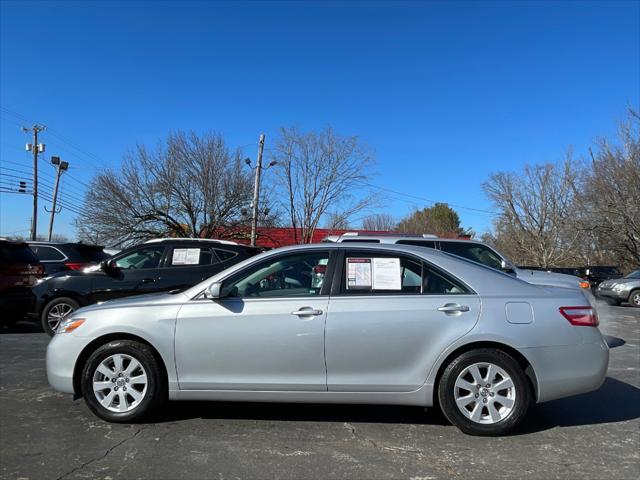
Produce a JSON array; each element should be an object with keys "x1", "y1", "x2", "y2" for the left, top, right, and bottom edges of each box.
[
  {"x1": 22, "y1": 124, "x2": 46, "y2": 240},
  {"x1": 46, "y1": 156, "x2": 69, "y2": 241},
  {"x1": 250, "y1": 134, "x2": 266, "y2": 247}
]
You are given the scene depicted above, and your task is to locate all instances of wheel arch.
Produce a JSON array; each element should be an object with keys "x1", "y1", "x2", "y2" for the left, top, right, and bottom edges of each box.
[
  {"x1": 72, "y1": 333, "x2": 169, "y2": 398},
  {"x1": 40, "y1": 291, "x2": 87, "y2": 316},
  {"x1": 432, "y1": 341, "x2": 539, "y2": 403}
]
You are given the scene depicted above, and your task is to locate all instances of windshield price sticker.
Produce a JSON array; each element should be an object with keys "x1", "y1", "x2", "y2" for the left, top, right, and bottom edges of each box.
[
  {"x1": 346, "y1": 257, "x2": 402, "y2": 290},
  {"x1": 172, "y1": 248, "x2": 201, "y2": 265},
  {"x1": 347, "y1": 258, "x2": 372, "y2": 289}
]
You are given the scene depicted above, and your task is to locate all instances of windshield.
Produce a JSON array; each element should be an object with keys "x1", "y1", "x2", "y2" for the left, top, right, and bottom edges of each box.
[{"x1": 626, "y1": 270, "x2": 640, "y2": 279}]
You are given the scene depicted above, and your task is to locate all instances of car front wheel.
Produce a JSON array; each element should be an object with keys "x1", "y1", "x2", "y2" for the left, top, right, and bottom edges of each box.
[
  {"x1": 41, "y1": 297, "x2": 80, "y2": 336},
  {"x1": 81, "y1": 340, "x2": 166, "y2": 422},
  {"x1": 629, "y1": 290, "x2": 640, "y2": 308},
  {"x1": 438, "y1": 348, "x2": 531, "y2": 436}
]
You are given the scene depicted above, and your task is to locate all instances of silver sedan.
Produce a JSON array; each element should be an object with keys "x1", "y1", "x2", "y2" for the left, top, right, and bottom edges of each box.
[{"x1": 46, "y1": 243, "x2": 609, "y2": 436}]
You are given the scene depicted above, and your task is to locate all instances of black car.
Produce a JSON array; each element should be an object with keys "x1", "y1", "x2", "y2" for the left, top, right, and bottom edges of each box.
[
  {"x1": 0, "y1": 239, "x2": 44, "y2": 325},
  {"x1": 27, "y1": 241, "x2": 109, "y2": 275},
  {"x1": 30, "y1": 238, "x2": 261, "y2": 335},
  {"x1": 578, "y1": 265, "x2": 623, "y2": 288}
]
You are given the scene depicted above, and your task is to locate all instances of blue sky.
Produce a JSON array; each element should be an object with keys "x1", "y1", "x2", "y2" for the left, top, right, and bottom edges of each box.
[{"x1": 1, "y1": 0, "x2": 638, "y2": 240}]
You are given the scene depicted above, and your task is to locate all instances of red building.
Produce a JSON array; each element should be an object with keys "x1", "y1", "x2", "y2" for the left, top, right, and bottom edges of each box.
[{"x1": 209, "y1": 226, "x2": 470, "y2": 249}]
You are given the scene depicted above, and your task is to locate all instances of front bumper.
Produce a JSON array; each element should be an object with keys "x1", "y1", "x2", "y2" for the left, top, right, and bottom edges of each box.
[
  {"x1": 522, "y1": 335, "x2": 609, "y2": 403},
  {"x1": 46, "y1": 332, "x2": 89, "y2": 394},
  {"x1": 596, "y1": 285, "x2": 631, "y2": 301}
]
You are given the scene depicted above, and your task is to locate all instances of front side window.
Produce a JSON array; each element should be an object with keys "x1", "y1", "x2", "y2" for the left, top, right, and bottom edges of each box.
[
  {"x1": 439, "y1": 242, "x2": 503, "y2": 270},
  {"x1": 115, "y1": 246, "x2": 165, "y2": 270},
  {"x1": 222, "y1": 251, "x2": 330, "y2": 298}
]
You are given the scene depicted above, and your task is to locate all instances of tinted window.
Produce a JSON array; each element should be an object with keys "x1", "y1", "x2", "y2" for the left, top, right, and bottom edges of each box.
[
  {"x1": 115, "y1": 246, "x2": 165, "y2": 269},
  {"x1": 75, "y1": 246, "x2": 109, "y2": 262},
  {"x1": 627, "y1": 270, "x2": 640, "y2": 279},
  {"x1": 0, "y1": 244, "x2": 39, "y2": 265},
  {"x1": 30, "y1": 245, "x2": 66, "y2": 261},
  {"x1": 222, "y1": 251, "x2": 330, "y2": 298},
  {"x1": 397, "y1": 240, "x2": 437, "y2": 248},
  {"x1": 439, "y1": 242, "x2": 503, "y2": 270},
  {"x1": 168, "y1": 247, "x2": 213, "y2": 266},
  {"x1": 215, "y1": 249, "x2": 238, "y2": 262}
]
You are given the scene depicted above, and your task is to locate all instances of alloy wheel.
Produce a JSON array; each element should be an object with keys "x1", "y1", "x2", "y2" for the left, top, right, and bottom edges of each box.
[
  {"x1": 92, "y1": 354, "x2": 148, "y2": 413},
  {"x1": 632, "y1": 291, "x2": 640, "y2": 306},
  {"x1": 453, "y1": 362, "x2": 516, "y2": 424},
  {"x1": 47, "y1": 303, "x2": 75, "y2": 332}
]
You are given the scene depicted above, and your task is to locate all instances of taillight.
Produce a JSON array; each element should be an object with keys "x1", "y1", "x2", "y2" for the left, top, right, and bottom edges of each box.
[
  {"x1": 65, "y1": 262, "x2": 89, "y2": 271},
  {"x1": 559, "y1": 306, "x2": 599, "y2": 327}
]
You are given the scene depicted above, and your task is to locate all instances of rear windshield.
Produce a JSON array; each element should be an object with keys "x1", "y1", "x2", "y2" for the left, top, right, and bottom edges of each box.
[
  {"x1": 0, "y1": 243, "x2": 39, "y2": 264},
  {"x1": 591, "y1": 267, "x2": 621, "y2": 275},
  {"x1": 75, "y1": 245, "x2": 109, "y2": 262}
]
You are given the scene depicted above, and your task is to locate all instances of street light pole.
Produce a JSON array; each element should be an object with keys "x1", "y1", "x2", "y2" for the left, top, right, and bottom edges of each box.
[
  {"x1": 250, "y1": 134, "x2": 265, "y2": 247},
  {"x1": 47, "y1": 156, "x2": 69, "y2": 241}
]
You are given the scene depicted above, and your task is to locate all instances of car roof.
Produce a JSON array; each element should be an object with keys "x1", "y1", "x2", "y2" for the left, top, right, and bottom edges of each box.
[
  {"x1": 324, "y1": 233, "x2": 485, "y2": 245},
  {"x1": 144, "y1": 238, "x2": 240, "y2": 246}
]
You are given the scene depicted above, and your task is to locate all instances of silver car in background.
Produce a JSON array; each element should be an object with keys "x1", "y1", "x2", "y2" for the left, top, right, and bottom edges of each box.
[
  {"x1": 596, "y1": 269, "x2": 640, "y2": 307},
  {"x1": 46, "y1": 243, "x2": 608, "y2": 436}
]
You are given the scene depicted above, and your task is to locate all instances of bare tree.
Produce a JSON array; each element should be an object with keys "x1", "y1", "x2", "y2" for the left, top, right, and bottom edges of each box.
[
  {"x1": 577, "y1": 112, "x2": 640, "y2": 268},
  {"x1": 325, "y1": 211, "x2": 350, "y2": 230},
  {"x1": 76, "y1": 131, "x2": 274, "y2": 246},
  {"x1": 361, "y1": 213, "x2": 396, "y2": 231},
  {"x1": 272, "y1": 126, "x2": 375, "y2": 243},
  {"x1": 482, "y1": 155, "x2": 582, "y2": 268}
]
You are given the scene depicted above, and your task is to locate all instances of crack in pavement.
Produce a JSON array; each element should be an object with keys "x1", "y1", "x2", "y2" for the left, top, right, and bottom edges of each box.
[
  {"x1": 343, "y1": 422, "x2": 462, "y2": 478},
  {"x1": 55, "y1": 427, "x2": 146, "y2": 480}
]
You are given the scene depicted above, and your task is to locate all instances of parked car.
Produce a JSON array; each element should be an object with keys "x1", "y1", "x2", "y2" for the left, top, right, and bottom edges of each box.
[
  {"x1": 103, "y1": 248, "x2": 121, "y2": 257},
  {"x1": 596, "y1": 269, "x2": 640, "y2": 307},
  {"x1": 323, "y1": 233, "x2": 591, "y2": 294},
  {"x1": 46, "y1": 242, "x2": 608, "y2": 435},
  {"x1": 31, "y1": 238, "x2": 261, "y2": 335},
  {"x1": 27, "y1": 241, "x2": 109, "y2": 275},
  {"x1": 0, "y1": 239, "x2": 44, "y2": 325},
  {"x1": 549, "y1": 267, "x2": 582, "y2": 277},
  {"x1": 578, "y1": 265, "x2": 623, "y2": 288}
]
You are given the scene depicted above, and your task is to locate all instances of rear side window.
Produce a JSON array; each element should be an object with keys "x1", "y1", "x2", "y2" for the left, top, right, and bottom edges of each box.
[
  {"x1": 30, "y1": 245, "x2": 66, "y2": 261},
  {"x1": 0, "y1": 244, "x2": 39, "y2": 265},
  {"x1": 439, "y1": 242, "x2": 503, "y2": 270},
  {"x1": 341, "y1": 252, "x2": 470, "y2": 295},
  {"x1": 75, "y1": 246, "x2": 109, "y2": 263},
  {"x1": 397, "y1": 240, "x2": 437, "y2": 248},
  {"x1": 169, "y1": 247, "x2": 214, "y2": 266},
  {"x1": 215, "y1": 249, "x2": 239, "y2": 262}
]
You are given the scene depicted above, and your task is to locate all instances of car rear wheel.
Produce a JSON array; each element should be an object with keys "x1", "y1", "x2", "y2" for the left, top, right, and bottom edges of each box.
[
  {"x1": 41, "y1": 297, "x2": 80, "y2": 336},
  {"x1": 81, "y1": 340, "x2": 166, "y2": 422},
  {"x1": 438, "y1": 348, "x2": 531, "y2": 436},
  {"x1": 629, "y1": 290, "x2": 640, "y2": 308}
]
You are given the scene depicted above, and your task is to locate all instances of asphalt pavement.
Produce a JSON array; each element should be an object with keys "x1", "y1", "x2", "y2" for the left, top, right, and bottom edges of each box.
[{"x1": 0, "y1": 301, "x2": 638, "y2": 480}]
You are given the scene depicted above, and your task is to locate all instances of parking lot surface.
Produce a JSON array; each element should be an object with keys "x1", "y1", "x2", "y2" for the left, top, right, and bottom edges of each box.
[{"x1": 1, "y1": 301, "x2": 638, "y2": 480}]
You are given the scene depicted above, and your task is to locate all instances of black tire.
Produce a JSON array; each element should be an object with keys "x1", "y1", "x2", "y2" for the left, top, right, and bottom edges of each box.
[
  {"x1": 629, "y1": 289, "x2": 640, "y2": 308},
  {"x1": 41, "y1": 297, "x2": 80, "y2": 336},
  {"x1": 437, "y1": 348, "x2": 531, "y2": 436},
  {"x1": 81, "y1": 340, "x2": 166, "y2": 423}
]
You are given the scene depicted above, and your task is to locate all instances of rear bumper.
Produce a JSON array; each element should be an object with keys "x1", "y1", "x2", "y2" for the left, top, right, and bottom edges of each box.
[{"x1": 522, "y1": 336, "x2": 609, "y2": 403}]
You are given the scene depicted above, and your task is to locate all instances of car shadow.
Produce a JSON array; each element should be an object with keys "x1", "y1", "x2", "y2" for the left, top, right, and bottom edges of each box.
[
  {"x1": 155, "y1": 376, "x2": 640, "y2": 433},
  {"x1": 0, "y1": 319, "x2": 43, "y2": 334},
  {"x1": 603, "y1": 335, "x2": 626, "y2": 348}
]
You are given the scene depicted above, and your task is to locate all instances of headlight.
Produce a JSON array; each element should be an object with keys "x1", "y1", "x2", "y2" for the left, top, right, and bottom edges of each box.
[
  {"x1": 57, "y1": 317, "x2": 86, "y2": 334},
  {"x1": 612, "y1": 284, "x2": 626, "y2": 291}
]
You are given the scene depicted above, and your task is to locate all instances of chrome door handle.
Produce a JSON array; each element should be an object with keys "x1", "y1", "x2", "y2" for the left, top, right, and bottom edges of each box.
[
  {"x1": 141, "y1": 278, "x2": 155, "y2": 284},
  {"x1": 291, "y1": 308, "x2": 323, "y2": 316},
  {"x1": 437, "y1": 304, "x2": 470, "y2": 313}
]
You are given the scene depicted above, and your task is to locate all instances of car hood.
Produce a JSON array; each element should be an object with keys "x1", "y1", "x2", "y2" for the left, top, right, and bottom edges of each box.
[
  {"x1": 599, "y1": 277, "x2": 640, "y2": 288},
  {"x1": 75, "y1": 291, "x2": 189, "y2": 314},
  {"x1": 516, "y1": 268, "x2": 582, "y2": 289}
]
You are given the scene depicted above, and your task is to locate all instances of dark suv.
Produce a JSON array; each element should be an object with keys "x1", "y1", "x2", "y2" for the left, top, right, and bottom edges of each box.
[
  {"x1": 0, "y1": 239, "x2": 45, "y2": 325},
  {"x1": 27, "y1": 241, "x2": 109, "y2": 275},
  {"x1": 30, "y1": 238, "x2": 261, "y2": 335},
  {"x1": 578, "y1": 265, "x2": 623, "y2": 288}
]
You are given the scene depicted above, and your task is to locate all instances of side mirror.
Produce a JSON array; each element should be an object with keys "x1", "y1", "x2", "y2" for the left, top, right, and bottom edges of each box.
[
  {"x1": 100, "y1": 259, "x2": 119, "y2": 275},
  {"x1": 206, "y1": 282, "x2": 223, "y2": 300},
  {"x1": 500, "y1": 259, "x2": 515, "y2": 274}
]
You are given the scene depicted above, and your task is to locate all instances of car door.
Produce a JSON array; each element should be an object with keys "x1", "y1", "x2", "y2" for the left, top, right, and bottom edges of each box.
[
  {"x1": 325, "y1": 249, "x2": 481, "y2": 392},
  {"x1": 175, "y1": 249, "x2": 334, "y2": 391},
  {"x1": 89, "y1": 245, "x2": 167, "y2": 303}
]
